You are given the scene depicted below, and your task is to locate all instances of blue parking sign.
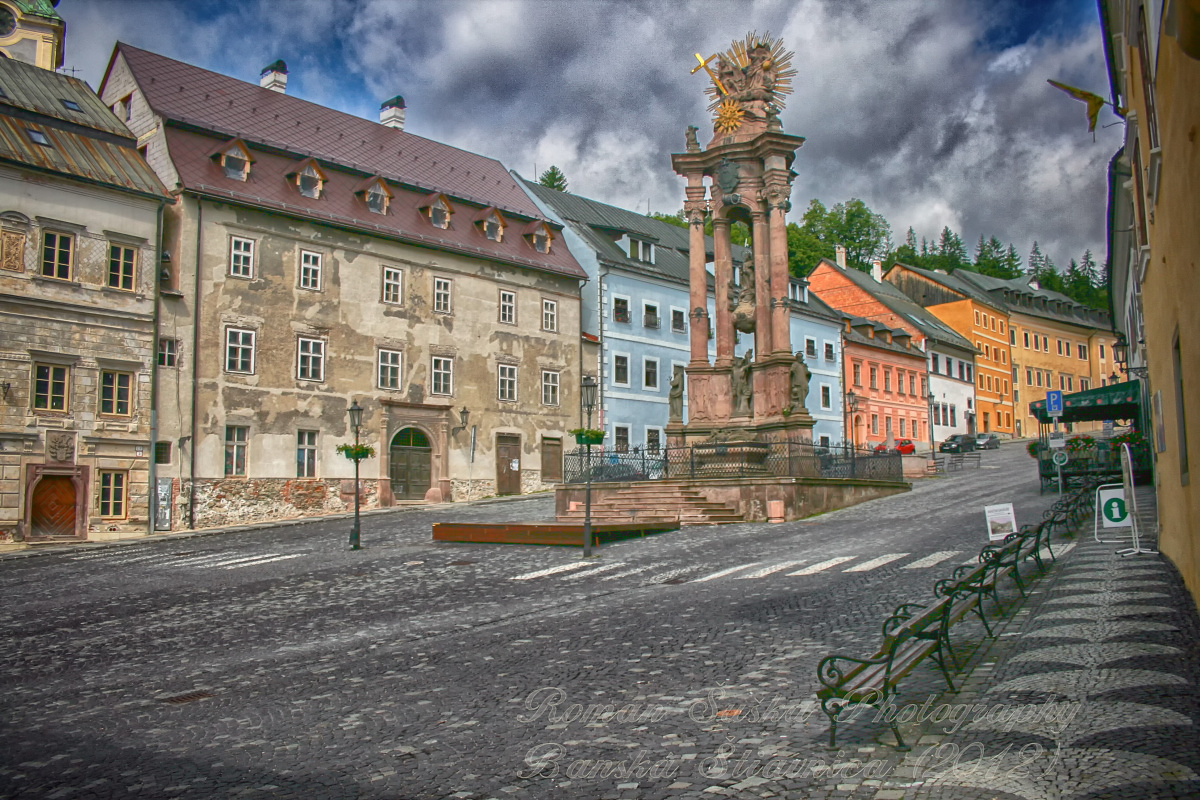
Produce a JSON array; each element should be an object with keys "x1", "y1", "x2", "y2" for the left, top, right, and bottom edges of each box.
[{"x1": 1046, "y1": 390, "x2": 1064, "y2": 417}]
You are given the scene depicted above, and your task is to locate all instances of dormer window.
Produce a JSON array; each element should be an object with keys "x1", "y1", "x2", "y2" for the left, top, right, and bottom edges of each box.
[
  {"x1": 533, "y1": 230, "x2": 549, "y2": 253},
  {"x1": 523, "y1": 221, "x2": 554, "y2": 254},
  {"x1": 477, "y1": 210, "x2": 505, "y2": 242},
  {"x1": 298, "y1": 166, "x2": 321, "y2": 198},
  {"x1": 216, "y1": 141, "x2": 253, "y2": 181},
  {"x1": 429, "y1": 197, "x2": 451, "y2": 229},
  {"x1": 628, "y1": 238, "x2": 653, "y2": 263},
  {"x1": 366, "y1": 185, "x2": 387, "y2": 214}
]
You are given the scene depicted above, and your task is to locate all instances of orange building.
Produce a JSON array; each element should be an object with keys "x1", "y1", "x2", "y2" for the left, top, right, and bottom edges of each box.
[
  {"x1": 841, "y1": 318, "x2": 929, "y2": 449},
  {"x1": 885, "y1": 263, "x2": 1014, "y2": 437}
]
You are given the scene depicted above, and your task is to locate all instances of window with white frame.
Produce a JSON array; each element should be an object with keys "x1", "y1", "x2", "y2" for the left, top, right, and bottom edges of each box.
[
  {"x1": 157, "y1": 338, "x2": 178, "y2": 368},
  {"x1": 499, "y1": 290, "x2": 516, "y2": 324},
  {"x1": 378, "y1": 349, "x2": 402, "y2": 390},
  {"x1": 542, "y1": 299, "x2": 557, "y2": 332},
  {"x1": 542, "y1": 370, "x2": 559, "y2": 406},
  {"x1": 297, "y1": 337, "x2": 325, "y2": 381},
  {"x1": 224, "y1": 425, "x2": 248, "y2": 476},
  {"x1": 381, "y1": 266, "x2": 403, "y2": 304},
  {"x1": 612, "y1": 295, "x2": 630, "y2": 323},
  {"x1": 613, "y1": 354, "x2": 630, "y2": 386},
  {"x1": 229, "y1": 236, "x2": 254, "y2": 278},
  {"x1": 225, "y1": 328, "x2": 255, "y2": 373},
  {"x1": 643, "y1": 357, "x2": 659, "y2": 390},
  {"x1": 628, "y1": 238, "x2": 652, "y2": 263},
  {"x1": 614, "y1": 424, "x2": 631, "y2": 452},
  {"x1": 297, "y1": 430, "x2": 318, "y2": 478},
  {"x1": 646, "y1": 427, "x2": 663, "y2": 453},
  {"x1": 433, "y1": 277, "x2": 452, "y2": 313},
  {"x1": 824, "y1": 341, "x2": 835, "y2": 361},
  {"x1": 671, "y1": 308, "x2": 686, "y2": 334},
  {"x1": 643, "y1": 301, "x2": 660, "y2": 329},
  {"x1": 431, "y1": 356, "x2": 453, "y2": 395},
  {"x1": 821, "y1": 384, "x2": 831, "y2": 409},
  {"x1": 805, "y1": 337, "x2": 817, "y2": 358},
  {"x1": 498, "y1": 363, "x2": 518, "y2": 402},
  {"x1": 299, "y1": 250, "x2": 322, "y2": 290}
]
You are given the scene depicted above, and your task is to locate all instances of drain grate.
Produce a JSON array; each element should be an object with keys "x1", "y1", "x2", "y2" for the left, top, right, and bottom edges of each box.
[
  {"x1": 160, "y1": 690, "x2": 215, "y2": 705},
  {"x1": 448, "y1": 560, "x2": 475, "y2": 566}
]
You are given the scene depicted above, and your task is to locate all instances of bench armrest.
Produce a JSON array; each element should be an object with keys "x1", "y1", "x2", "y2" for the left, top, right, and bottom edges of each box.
[{"x1": 817, "y1": 653, "x2": 888, "y2": 691}]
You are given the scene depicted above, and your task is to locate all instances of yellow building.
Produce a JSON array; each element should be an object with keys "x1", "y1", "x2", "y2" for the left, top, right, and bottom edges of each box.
[
  {"x1": 0, "y1": 1, "x2": 64, "y2": 71},
  {"x1": 1101, "y1": 0, "x2": 1200, "y2": 610}
]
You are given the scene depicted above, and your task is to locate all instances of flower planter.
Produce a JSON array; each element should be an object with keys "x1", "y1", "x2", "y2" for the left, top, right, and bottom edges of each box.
[{"x1": 574, "y1": 431, "x2": 605, "y2": 445}]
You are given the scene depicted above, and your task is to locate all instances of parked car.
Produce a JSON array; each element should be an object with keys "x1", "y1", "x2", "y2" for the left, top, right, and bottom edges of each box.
[
  {"x1": 939, "y1": 434, "x2": 976, "y2": 453},
  {"x1": 873, "y1": 439, "x2": 916, "y2": 454},
  {"x1": 974, "y1": 433, "x2": 1001, "y2": 450}
]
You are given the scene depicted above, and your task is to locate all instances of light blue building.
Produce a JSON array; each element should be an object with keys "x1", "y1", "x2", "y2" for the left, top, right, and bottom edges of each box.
[{"x1": 520, "y1": 176, "x2": 844, "y2": 450}]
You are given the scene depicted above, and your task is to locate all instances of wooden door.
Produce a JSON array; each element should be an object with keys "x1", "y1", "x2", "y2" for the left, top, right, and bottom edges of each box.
[
  {"x1": 540, "y1": 437, "x2": 563, "y2": 482},
  {"x1": 496, "y1": 434, "x2": 521, "y2": 495},
  {"x1": 31, "y1": 476, "x2": 78, "y2": 539},
  {"x1": 389, "y1": 428, "x2": 432, "y2": 500}
]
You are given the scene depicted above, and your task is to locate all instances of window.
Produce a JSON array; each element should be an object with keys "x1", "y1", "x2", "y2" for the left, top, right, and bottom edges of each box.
[
  {"x1": 869, "y1": 367, "x2": 878, "y2": 390},
  {"x1": 931, "y1": 354, "x2": 939, "y2": 374},
  {"x1": 299, "y1": 250, "x2": 322, "y2": 290},
  {"x1": 884, "y1": 370, "x2": 891, "y2": 392},
  {"x1": 297, "y1": 338, "x2": 325, "y2": 381},
  {"x1": 1001, "y1": 350, "x2": 1007, "y2": 365},
  {"x1": 819, "y1": 435, "x2": 831, "y2": 448},
  {"x1": 100, "y1": 371, "x2": 133, "y2": 416},
  {"x1": 1004, "y1": 379, "x2": 1009, "y2": 394},
  {"x1": 871, "y1": 414, "x2": 879, "y2": 434},
  {"x1": 672, "y1": 308, "x2": 686, "y2": 334},
  {"x1": 1023, "y1": 331, "x2": 1030, "y2": 348},
  {"x1": 991, "y1": 317, "x2": 996, "y2": 331},
  {"x1": 1042, "y1": 335, "x2": 1049, "y2": 352},
  {"x1": 643, "y1": 357, "x2": 659, "y2": 390},
  {"x1": 41, "y1": 231, "x2": 72, "y2": 279},
  {"x1": 225, "y1": 328, "x2": 255, "y2": 373},
  {"x1": 1027, "y1": 368, "x2": 1034, "y2": 385},
  {"x1": 229, "y1": 236, "x2": 254, "y2": 278},
  {"x1": 614, "y1": 425, "x2": 630, "y2": 452},
  {"x1": 1057, "y1": 340, "x2": 1064, "y2": 356},
  {"x1": 158, "y1": 338, "x2": 177, "y2": 367},
  {"x1": 154, "y1": 441, "x2": 172, "y2": 465},
  {"x1": 950, "y1": 405, "x2": 957, "y2": 426},
  {"x1": 296, "y1": 430, "x2": 318, "y2": 478},
  {"x1": 933, "y1": 404, "x2": 941, "y2": 425},
  {"x1": 382, "y1": 267, "x2": 403, "y2": 304},
  {"x1": 378, "y1": 349, "x2": 402, "y2": 390},
  {"x1": 26, "y1": 128, "x2": 51, "y2": 147},
  {"x1": 221, "y1": 145, "x2": 249, "y2": 181},
  {"x1": 1078, "y1": 344, "x2": 1088, "y2": 360},
  {"x1": 531, "y1": 228, "x2": 550, "y2": 254},
  {"x1": 1000, "y1": 321, "x2": 1005, "y2": 334},
  {"x1": 613, "y1": 354, "x2": 630, "y2": 386},
  {"x1": 496, "y1": 290, "x2": 517, "y2": 325},
  {"x1": 1100, "y1": 343, "x2": 1106, "y2": 360},
  {"x1": 107, "y1": 244, "x2": 136, "y2": 291},
  {"x1": 98, "y1": 471, "x2": 127, "y2": 518},
  {"x1": 986, "y1": 375, "x2": 993, "y2": 391},
  {"x1": 543, "y1": 299, "x2": 558, "y2": 332},
  {"x1": 366, "y1": 184, "x2": 389, "y2": 215},
  {"x1": 824, "y1": 342, "x2": 835, "y2": 361},
  {"x1": 433, "y1": 277, "x2": 452, "y2": 313},
  {"x1": 966, "y1": 365, "x2": 972, "y2": 382},
  {"x1": 897, "y1": 370, "x2": 906, "y2": 394},
  {"x1": 910, "y1": 374, "x2": 916, "y2": 395},
  {"x1": 628, "y1": 238, "x2": 652, "y2": 262},
  {"x1": 1011, "y1": 328, "x2": 1016, "y2": 345},
  {"x1": 33, "y1": 364, "x2": 68, "y2": 411},
  {"x1": 613, "y1": 296, "x2": 630, "y2": 323},
  {"x1": 224, "y1": 426, "x2": 248, "y2": 476},
  {"x1": 853, "y1": 363, "x2": 862, "y2": 386},
  {"x1": 431, "y1": 357, "x2": 453, "y2": 395},
  {"x1": 483, "y1": 211, "x2": 504, "y2": 242},
  {"x1": 958, "y1": 362, "x2": 966, "y2": 381},
  {"x1": 974, "y1": 310, "x2": 980, "y2": 326},
  {"x1": 1067, "y1": 376, "x2": 1074, "y2": 391},
  {"x1": 542, "y1": 370, "x2": 560, "y2": 406},
  {"x1": 984, "y1": 344, "x2": 991, "y2": 360},
  {"x1": 646, "y1": 428, "x2": 663, "y2": 454},
  {"x1": 120, "y1": 94, "x2": 132, "y2": 122},
  {"x1": 806, "y1": 337, "x2": 817, "y2": 358},
  {"x1": 1080, "y1": 378, "x2": 1090, "y2": 391},
  {"x1": 643, "y1": 302, "x2": 660, "y2": 329},
  {"x1": 1035, "y1": 371, "x2": 1043, "y2": 387},
  {"x1": 821, "y1": 384, "x2": 831, "y2": 409},
  {"x1": 921, "y1": 377, "x2": 927, "y2": 395},
  {"x1": 430, "y1": 198, "x2": 450, "y2": 229},
  {"x1": 61, "y1": 98, "x2": 82, "y2": 113},
  {"x1": 900, "y1": 419, "x2": 906, "y2": 437}
]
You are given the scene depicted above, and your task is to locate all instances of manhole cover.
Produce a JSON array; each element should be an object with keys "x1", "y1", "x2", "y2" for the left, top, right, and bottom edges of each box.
[
  {"x1": 160, "y1": 690, "x2": 215, "y2": 705},
  {"x1": 448, "y1": 560, "x2": 475, "y2": 566}
]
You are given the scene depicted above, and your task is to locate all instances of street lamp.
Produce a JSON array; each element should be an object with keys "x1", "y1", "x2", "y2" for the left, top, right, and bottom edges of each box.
[
  {"x1": 846, "y1": 390, "x2": 859, "y2": 476},
  {"x1": 347, "y1": 399, "x2": 364, "y2": 550},
  {"x1": 927, "y1": 391, "x2": 937, "y2": 457},
  {"x1": 581, "y1": 376, "x2": 598, "y2": 557}
]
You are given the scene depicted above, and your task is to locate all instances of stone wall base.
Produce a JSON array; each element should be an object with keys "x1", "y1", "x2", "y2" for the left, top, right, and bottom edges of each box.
[{"x1": 187, "y1": 478, "x2": 380, "y2": 529}]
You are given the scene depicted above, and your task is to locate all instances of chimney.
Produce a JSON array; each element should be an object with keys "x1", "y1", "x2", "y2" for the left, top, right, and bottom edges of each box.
[
  {"x1": 260, "y1": 60, "x2": 288, "y2": 93},
  {"x1": 871, "y1": 258, "x2": 883, "y2": 282},
  {"x1": 835, "y1": 244, "x2": 847, "y2": 269},
  {"x1": 380, "y1": 96, "x2": 407, "y2": 130}
]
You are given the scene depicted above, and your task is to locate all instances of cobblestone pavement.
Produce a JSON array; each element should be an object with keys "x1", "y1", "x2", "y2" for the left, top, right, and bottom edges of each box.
[{"x1": 0, "y1": 447, "x2": 1196, "y2": 799}]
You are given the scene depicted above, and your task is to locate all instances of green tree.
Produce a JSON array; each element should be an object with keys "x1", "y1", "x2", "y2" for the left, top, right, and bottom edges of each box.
[
  {"x1": 537, "y1": 165, "x2": 568, "y2": 192},
  {"x1": 787, "y1": 222, "x2": 833, "y2": 275},
  {"x1": 650, "y1": 210, "x2": 686, "y2": 229},
  {"x1": 796, "y1": 197, "x2": 891, "y2": 271},
  {"x1": 891, "y1": 226, "x2": 922, "y2": 269},
  {"x1": 1026, "y1": 241, "x2": 1045, "y2": 277},
  {"x1": 1000, "y1": 244, "x2": 1022, "y2": 278}
]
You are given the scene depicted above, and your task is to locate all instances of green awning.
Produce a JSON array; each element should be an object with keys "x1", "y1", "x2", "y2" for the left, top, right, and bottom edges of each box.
[{"x1": 1029, "y1": 379, "x2": 1142, "y2": 424}]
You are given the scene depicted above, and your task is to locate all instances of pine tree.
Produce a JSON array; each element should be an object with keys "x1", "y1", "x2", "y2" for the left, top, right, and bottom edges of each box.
[
  {"x1": 1027, "y1": 242, "x2": 1045, "y2": 277},
  {"x1": 537, "y1": 165, "x2": 569, "y2": 192},
  {"x1": 1000, "y1": 244, "x2": 1022, "y2": 278}
]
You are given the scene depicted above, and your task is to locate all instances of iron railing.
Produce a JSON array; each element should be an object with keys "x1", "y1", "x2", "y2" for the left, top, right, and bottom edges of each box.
[{"x1": 564, "y1": 441, "x2": 903, "y2": 484}]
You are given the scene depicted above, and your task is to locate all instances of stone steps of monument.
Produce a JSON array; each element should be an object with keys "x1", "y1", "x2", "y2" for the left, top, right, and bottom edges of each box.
[
  {"x1": 557, "y1": 509, "x2": 744, "y2": 526},
  {"x1": 557, "y1": 482, "x2": 744, "y2": 525}
]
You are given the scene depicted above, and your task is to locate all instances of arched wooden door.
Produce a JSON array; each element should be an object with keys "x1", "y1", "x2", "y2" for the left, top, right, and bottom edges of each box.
[
  {"x1": 389, "y1": 427, "x2": 432, "y2": 500},
  {"x1": 31, "y1": 475, "x2": 78, "y2": 539}
]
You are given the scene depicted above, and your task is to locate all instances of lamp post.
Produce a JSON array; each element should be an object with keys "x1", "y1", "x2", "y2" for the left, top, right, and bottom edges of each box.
[
  {"x1": 347, "y1": 399, "x2": 364, "y2": 550},
  {"x1": 581, "y1": 376, "x2": 598, "y2": 557},
  {"x1": 846, "y1": 390, "x2": 859, "y2": 477},
  {"x1": 927, "y1": 391, "x2": 937, "y2": 457}
]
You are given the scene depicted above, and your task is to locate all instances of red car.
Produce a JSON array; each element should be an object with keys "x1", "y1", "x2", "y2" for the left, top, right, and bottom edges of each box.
[{"x1": 874, "y1": 439, "x2": 916, "y2": 455}]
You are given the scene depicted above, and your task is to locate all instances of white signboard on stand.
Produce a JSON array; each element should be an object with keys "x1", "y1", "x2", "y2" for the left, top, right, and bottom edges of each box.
[
  {"x1": 984, "y1": 503, "x2": 1018, "y2": 542},
  {"x1": 1098, "y1": 487, "x2": 1130, "y2": 528}
]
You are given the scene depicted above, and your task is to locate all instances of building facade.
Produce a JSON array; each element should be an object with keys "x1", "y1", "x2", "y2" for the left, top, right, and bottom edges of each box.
[
  {"x1": 841, "y1": 318, "x2": 930, "y2": 449},
  {"x1": 1100, "y1": 0, "x2": 1200, "y2": 608},
  {"x1": 0, "y1": 56, "x2": 168, "y2": 542},
  {"x1": 101, "y1": 45, "x2": 584, "y2": 529}
]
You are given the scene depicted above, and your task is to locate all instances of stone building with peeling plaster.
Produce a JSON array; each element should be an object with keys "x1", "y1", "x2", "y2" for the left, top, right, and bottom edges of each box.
[
  {"x1": 99, "y1": 44, "x2": 586, "y2": 530},
  {"x1": 0, "y1": 55, "x2": 170, "y2": 542}
]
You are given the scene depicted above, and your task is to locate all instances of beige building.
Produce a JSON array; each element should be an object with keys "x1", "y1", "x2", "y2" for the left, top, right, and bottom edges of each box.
[
  {"x1": 0, "y1": 0, "x2": 64, "y2": 72},
  {"x1": 0, "y1": 56, "x2": 169, "y2": 541},
  {"x1": 100, "y1": 45, "x2": 585, "y2": 530},
  {"x1": 1100, "y1": 0, "x2": 1200, "y2": 609}
]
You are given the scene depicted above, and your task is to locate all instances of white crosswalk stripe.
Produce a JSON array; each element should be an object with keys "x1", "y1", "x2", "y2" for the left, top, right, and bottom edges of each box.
[
  {"x1": 962, "y1": 554, "x2": 983, "y2": 565},
  {"x1": 511, "y1": 562, "x2": 591, "y2": 581},
  {"x1": 693, "y1": 562, "x2": 761, "y2": 582},
  {"x1": 560, "y1": 562, "x2": 627, "y2": 580},
  {"x1": 736, "y1": 560, "x2": 806, "y2": 579},
  {"x1": 843, "y1": 553, "x2": 908, "y2": 572},
  {"x1": 901, "y1": 551, "x2": 962, "y2": 569},
  {"x1": 787, "y1": 556, "x2": 855, "y2": 576},
  {"x1": 223, "y1": 554, "x2": 305, "y2": 569},
  {"x1": 600, "y1": 565, "x2": 657, "y2": 581}
]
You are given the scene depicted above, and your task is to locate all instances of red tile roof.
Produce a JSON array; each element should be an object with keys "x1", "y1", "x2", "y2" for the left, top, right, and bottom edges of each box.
[{"x1": 115, "y1": 43, "x2": 584, "y2": 279}]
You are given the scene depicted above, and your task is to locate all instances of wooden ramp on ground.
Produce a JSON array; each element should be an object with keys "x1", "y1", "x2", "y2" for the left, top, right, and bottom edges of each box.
[{"x1": 432, "y1": 519, "x2": 680, "y2": 547}]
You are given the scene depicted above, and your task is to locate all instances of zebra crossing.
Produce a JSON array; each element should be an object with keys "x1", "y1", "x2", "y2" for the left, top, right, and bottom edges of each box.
[
  {"x1": 511, "y1": 550, "x2": 967, "y2": 584},
  {"x1": 65, "y1": 548, "x2": 307, "y2": 571}
]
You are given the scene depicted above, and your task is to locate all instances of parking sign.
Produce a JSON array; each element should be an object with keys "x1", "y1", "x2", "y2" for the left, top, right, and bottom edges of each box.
[{"x1": 1046, "y1": 391, "x2": 1064, "y2": 418}]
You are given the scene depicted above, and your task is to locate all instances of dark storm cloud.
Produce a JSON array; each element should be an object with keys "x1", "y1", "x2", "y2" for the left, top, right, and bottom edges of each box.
[{"x1": 61, "y1": 0, "x2": 1121, "y2": 268}]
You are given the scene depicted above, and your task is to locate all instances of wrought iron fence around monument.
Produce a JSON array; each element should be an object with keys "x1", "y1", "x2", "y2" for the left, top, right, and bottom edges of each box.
[{"x1": 563, "y1": 441, "x2": 903, "y2": 484}]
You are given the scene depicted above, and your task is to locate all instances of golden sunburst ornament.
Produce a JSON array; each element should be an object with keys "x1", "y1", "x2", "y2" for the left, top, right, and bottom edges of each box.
[
  {"x1": 699, "y1": 31, "x2": 797, "y2": 114},
  {"x1": 714, "y1": 100, "x2": 745, "y2": 134}
]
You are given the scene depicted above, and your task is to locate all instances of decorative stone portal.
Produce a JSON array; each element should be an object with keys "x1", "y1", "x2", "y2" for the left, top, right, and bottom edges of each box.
[{"x1": 671, "y1": 32, "x2": 815, "y2": 459}]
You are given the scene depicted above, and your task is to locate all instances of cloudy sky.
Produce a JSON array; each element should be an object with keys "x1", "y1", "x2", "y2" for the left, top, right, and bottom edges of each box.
[{"x1": 63, "y1": 0, "x2": 1123, "y2": 270}]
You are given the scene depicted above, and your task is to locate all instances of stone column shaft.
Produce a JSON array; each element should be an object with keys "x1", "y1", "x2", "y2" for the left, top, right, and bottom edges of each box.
[
  {"x1": 713, "y1": 219, "x2": 735, "y2": 366},
  {"x1": 752, "y1": 211, "x2": 772, "y2": 358},
  {"x1": 684, "y1": 185, "x2": 709, "y2": 366},
  {"x1": 769, "y1": 204, "x2": 792, "y2": 354}
]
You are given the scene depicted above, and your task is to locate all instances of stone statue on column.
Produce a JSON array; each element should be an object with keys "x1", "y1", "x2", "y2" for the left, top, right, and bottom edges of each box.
[
  {"x1": 731, "y1": 251, "x2": 756, "y2": 334},
  {"x1": 669, "y1": 365, "x2": 685, "y2": 422},
  {"x1": 790, "y1": 352, "x2": 812, "y2": 411},
  {"x1": 732, "y1": 351, "x2": 753, "y2": 416}
]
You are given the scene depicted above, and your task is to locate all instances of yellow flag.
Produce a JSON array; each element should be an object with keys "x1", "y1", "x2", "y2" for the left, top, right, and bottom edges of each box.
[{"x1": 1047, "y1": 79, "x2": 1110, "y2": 133}]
